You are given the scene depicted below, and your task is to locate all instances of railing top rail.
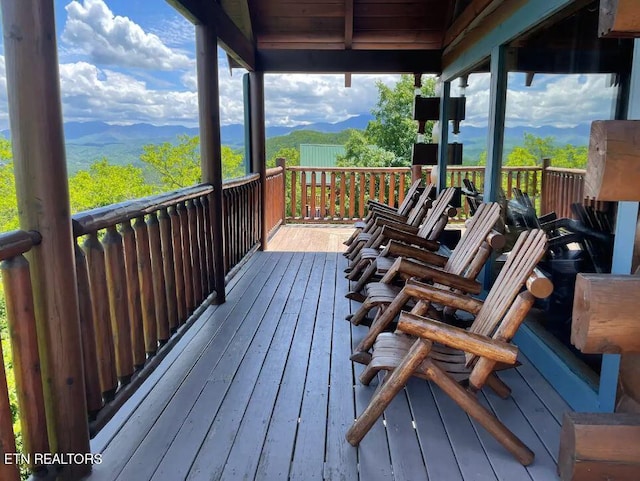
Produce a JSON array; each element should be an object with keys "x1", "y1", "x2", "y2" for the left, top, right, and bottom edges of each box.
[
  {"x1": 499, "y1": 166, "x2": 542, "y2": 172},
  {"x1": 266, "y1": 166, "x2": 284, "y2": 177},
  {"x1": 222, "y1": 173, "x2": 260, "y2": 190},
  {"x1": 0, "y1": 229, "x2": 42, "y2": 261},
  {"x1": 286, "y1": 166, "x2": 413, "y2": 173},
  {"x1": 545, "y1": 167, "x2": 586, "y2": 175},
  {"x1": 72, "y1": 183, "x2": 214, "y2": 236}
]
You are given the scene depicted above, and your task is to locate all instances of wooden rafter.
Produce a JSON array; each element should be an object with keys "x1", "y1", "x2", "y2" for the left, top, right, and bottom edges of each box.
[
  {"x1": 168, "y1": 0, "x2": 256, "y2": 70},
  {"x1": 345, "y1": 0, "x2": 354, "y2": 49},
  {"x1": 444, "y1": 0, "x2": 502, "y2": 49},
  {"x1": 256, "y1": 49, "x2": 442, "y2": 73}
]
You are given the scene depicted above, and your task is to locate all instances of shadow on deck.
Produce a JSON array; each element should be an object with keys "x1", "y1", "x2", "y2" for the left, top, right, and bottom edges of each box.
[{"x1": 84, "y1": 228, "x2": 567, "y2": 481}]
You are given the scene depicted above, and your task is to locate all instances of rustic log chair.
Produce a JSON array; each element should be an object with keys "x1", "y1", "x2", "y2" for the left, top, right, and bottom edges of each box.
[
  {"x1": 345, "y1": 187, "x2": 457, "y2": 277},
  {"x1": 345, "y1": 229, "x2": 551, "y2": 466},
  {"x1": 343, "y1": 183, "x2": 435, "y2": 258},
  {"x1": 347, "y1": 202, "x2": 505, "y2": 363},
  {"x1": 347, "y1": 201, "x2": 504, "y2": 299},
  {"x1": 343, "y1": 179, "x2": 424, "y2": 247}
]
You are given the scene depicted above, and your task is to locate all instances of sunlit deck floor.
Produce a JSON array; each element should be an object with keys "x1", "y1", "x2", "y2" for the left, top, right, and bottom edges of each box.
[{"x1": 84, "y1": 228, "x2": 568, "y2": 481}]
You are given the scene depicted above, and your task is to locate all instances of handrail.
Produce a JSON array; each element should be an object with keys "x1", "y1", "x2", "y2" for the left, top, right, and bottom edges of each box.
[
  {"x1": 287, "y1": 166, "x2": 411, "y2": 173},
  {"x1": 544, "y1": 167, "x2": 586, "y2": 175},
  {"x1": 73, "y1": 184, "x2": 214, "y2": 235},
  {"x1": 222, "y1": 173, "x2": 260, "y2": 190},
  {"x1": 0, "y1": 230, "x2": 42, "y2": 261},
  {"x1": 266, "y1": 166, "x2": 284, "y2": 177}
]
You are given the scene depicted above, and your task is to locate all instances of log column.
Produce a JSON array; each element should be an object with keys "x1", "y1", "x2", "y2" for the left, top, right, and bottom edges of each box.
[
  {"x1": 249, "y1": 72, "x2": 268, "y2": 250},
  {"x1": 1, "y1": 0, "x2": 91, "y2": 477},
  {"x1": 197, "y1": 22, "x2": 226, "y2": 304}
]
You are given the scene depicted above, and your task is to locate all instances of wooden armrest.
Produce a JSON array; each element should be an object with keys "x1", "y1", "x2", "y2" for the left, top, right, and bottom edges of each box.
[
  {"x1": 368, "y1": 200, "x2": 396, "y2": 212},
  {"x1": 381, "y1": 226, "x2": 439, "y2": 251},
  {"x1": 382, "y1": 241, "x2": 448, "y2": 267},
  {"x1": 403, "y1": 278, "x2": 484, "y2": 315},
  {"x1": 373, "y1": 217, "x2": 420, "y2": 234},
  {"x1": 398, "y1": 312, "x2": 518, "y2": 364},
  {"x1": 371, "y1": 211, "x2": 408, "y2": 224},
  {"x1": 526, "y1": 268, "x2": 553, "y2": 299},
  {"x1": 385, "y1": 257, "x2": 482, "y2": 294}
]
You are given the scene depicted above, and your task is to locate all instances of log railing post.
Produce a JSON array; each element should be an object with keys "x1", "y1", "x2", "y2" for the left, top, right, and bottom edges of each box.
[
  {"x1": 159, "y1": 209, "x2": 178, "y2": 333},
  {"x1": 197, "y1": 23, "x2": 225, "y2": 304},
  {"x1": 2, "y1": 1, "x2": 91, "y2": 472},
  {"x1": 277, "y1": 157, "x2": 287, "y2": 224},
  {"x1": 120, "y1": 222, "x2": 145, "y2": 369},
  {"x1": 133, "y1": 217, "x2": 158, "y2": 356},
  {"x1": 541, "y1": 157, "x2": 551, "y2": 215},
  {"x1": 411, "y1": 165, "x2": 422, "y2": 184}
]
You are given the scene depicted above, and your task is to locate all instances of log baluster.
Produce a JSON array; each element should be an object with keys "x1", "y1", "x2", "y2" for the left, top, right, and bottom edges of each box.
[
  {"x1": 195, "y1": 198, "x2": 208, "y2": 297},
  {"x1": 133, "y1": 217, "x2": 157, "y2": 356},
  {"x1": 310, "y1": 172, "x2": 317, "y2": 218},
  {"x1": 0, "y1": 343, "x2": 19, "y2": 481},
  {"x1": 83, "y1": 233, "x2": 118, "y2": 400},
  {"x1": 1, "y1": 254, "x2": 50, "y2": 470},
  {"x1": 120, "y1": 222, "x2": 145, "y2": 369},
  {"x1": 358, "y1": 172, "x2": 366, "y2": 218},
  {"x1": 378, "y1": 173, "x2": 385, "y2": 202},
  {"x1": 73, "y1": 245, "x2": 103, "y2": 417},
  {"x1": 291, "y1": 169, "x2": 297, "y2": 218},
  {"x1": 177, "y1": 203, "x2": 195, "y2": 314},
  {"x1": 159, "y1": 209, "x2": 178, "y2": 332},
  {"x1": 389, "y1": 172, "x2": 396, "y2": 209},
  {"x1": 339, "y1": 172, "x2": 347, "y2": 218},
  {"x1": 103, "y1": 226, "x2": 134, "y2": 385},
  {"x1": 187, "y1": 199, "x2": 203, "y2": 305},
  {"x1": 320, "y1": 172, "x2": 327, "y2": 218},
  {"x1": 147, "y1": 212, "x2": 170, "y2": 345},
  {"x1": 169, "y1": 206, "x2": 187, "y2": 324},
  {"x1": 349, "y1": 172, "x2": 356, "y2": 218},
  {"x1": 301, "y1": 171, "x2": 308, "y2": 218},
  {"x1": 200, "y1": 196, "x2": 215, "y2": 295},
  {"x1": 330, "y1": 172, "x2": 336, "y2": 218},
  {"x1": 398, "y1": 171, "x2": 406, "y2": 206}
]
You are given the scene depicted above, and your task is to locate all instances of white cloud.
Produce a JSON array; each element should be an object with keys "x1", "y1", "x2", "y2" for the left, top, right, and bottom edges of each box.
[
  {"x1": 458, "y1": 73, "x2": 616, "y2": 128},
  {"x1": 58, "y1": 62, "x2": 198, "y2": 124},
  {"x1": 61, "y1": 0, "x2": 192, "y2": 70}
]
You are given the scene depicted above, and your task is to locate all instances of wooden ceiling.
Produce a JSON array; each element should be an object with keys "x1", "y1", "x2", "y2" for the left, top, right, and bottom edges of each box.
[{"x1": 243, "y1": 0, "x2": 455, "y2": 51}]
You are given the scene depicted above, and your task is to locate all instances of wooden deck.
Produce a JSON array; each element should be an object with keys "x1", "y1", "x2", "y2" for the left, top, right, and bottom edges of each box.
[{"x1": 84, "y1": 231, "x2": 569, "y2": 481}]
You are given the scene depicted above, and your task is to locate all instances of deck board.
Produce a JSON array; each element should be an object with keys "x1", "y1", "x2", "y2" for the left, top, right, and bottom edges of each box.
[{"x1": 83, "y1": 229, "x2": 569, "y2": 481}]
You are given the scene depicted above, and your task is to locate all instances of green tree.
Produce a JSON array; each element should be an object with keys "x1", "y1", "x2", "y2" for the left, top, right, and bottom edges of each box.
[
  {"x1": 68, "y1": 158, "x2": 156, "y2": 212},
  {"x1": 365, "y1": 74, "x2": 436, "y2": 165},
  {"x1": 141, "y1": 135, "x2": 245, "y2": 188},
  {"x1": 267, "y1": 147, "x2": 299, "y2": 168},
  {"x1": 0, "y1": 138, "x2": 18, "y2": 232},
  {"x1": 336, "y1": 130, "x2": 395, "y2": 167}
]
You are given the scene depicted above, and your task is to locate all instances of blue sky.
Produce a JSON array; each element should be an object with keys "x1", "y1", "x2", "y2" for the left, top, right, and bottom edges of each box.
[{"x1": 0, "y1": 0, "x2": 621, "y2": 131}]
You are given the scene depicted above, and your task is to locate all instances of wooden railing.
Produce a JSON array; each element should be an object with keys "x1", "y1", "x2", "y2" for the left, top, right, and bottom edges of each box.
[
  {"x1": 541, "y1": 166, "x2": 586, "y2": 218},
  {"x1": 284, "y1": 164, "x2": 542, "y2": 223},
  {"x1": 222, "y1": 174, "x2": 261, "y2": 275},
  {"x1": 71, "y1": 184, "x2": 217, "y2": 433},
  {"x1": 286, "y1": 166, "x2": 415, "y2": 222},
  {"x1": 265, "y1": 161, "x2": 285, "y2": 237},
  {"x1": 0, "y1": 230, "x2": 47, "y2": 479}
]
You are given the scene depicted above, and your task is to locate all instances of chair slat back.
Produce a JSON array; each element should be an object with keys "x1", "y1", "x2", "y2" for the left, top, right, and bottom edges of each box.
[
  {"x1": 416, "y1": 187, "x2": 456, "y2": 240},
  {"x1": 397, "y1": 180, "x2": 423, "y2": 217},
  {"x1": 444, "y1": 202, "x2": 501, "y2": 277},
  {"x1": 406, "y1": 184, "x2": 435, "y2": 227},
  {"x1": 467, "y1": 229, "x2": 547, "y2": 354}
]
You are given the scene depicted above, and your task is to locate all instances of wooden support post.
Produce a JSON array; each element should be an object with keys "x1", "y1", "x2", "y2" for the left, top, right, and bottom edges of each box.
[
  {"x1": 197, "y1": 22, "x2": 226, "y2": 304},
  {"x1": 249, "y1": 72, "x2": 268, "y2": 250},
  {"x1": 1, "y1": 0, "x2": 91, "y2": 475},
  {"x1": 411, "y1": 165, "x2": 422, "y2": 184},
  {"x1": 485, "y1": 44, "x2": 508, "y2": 202},
  {"x1": 599, "y1": 0, "x2": 640, "y2": 38},
  {"x1": 437, "y1": 80, "x2": 451, "y2": 192},
  {"x1": 540, "y1": 157, "x2": 551, "y2": 215},
  {"x1": 558, "y1": 412, "x2": 640, "y2": 481}
]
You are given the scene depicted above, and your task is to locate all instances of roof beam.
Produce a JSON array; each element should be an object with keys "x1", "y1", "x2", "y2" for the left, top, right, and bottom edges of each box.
[
  {"x1": 256, "y1": 49, "x2": 441, "y2": 73},
  {"x1": 444, "y1": 0, "x2": 502, "y2": 49},
  {"x1": 345, "y1": 0, "x2": 354, "y2": 49},
  {"x1": 441, "y1": 0, "x2": 591, "y2": 81},
  {"x1": 167, "y1": 0, "x2": 255, "y2": 70}
]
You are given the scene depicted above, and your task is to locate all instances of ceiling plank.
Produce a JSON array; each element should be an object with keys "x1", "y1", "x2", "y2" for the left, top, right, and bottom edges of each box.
[
  {"x1": 167, "y1": 0, "x2": 255, "y2": 70},
  {"x1": 253, "y1": 3, "x2": 345, "y2": 17},
  {"x1": 345, "y1": 0, "x2": 354, "y2": 48},
  {"x1": 256, "y1": 49, "x2": 442, "y2": 73},
  {"x1": 444, "y1": 0, "x2": 502, "y2": 48}
]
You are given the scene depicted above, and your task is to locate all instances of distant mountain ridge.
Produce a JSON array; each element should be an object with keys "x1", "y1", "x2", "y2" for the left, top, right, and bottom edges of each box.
[{"x1": 0, "y1": 115, "x2": 592, "y2": 172}]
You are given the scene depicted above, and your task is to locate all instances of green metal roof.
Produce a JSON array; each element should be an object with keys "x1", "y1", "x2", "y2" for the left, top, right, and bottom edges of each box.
[{"x1": 299, "y1": 144, "x2": 346, "y2": 168}]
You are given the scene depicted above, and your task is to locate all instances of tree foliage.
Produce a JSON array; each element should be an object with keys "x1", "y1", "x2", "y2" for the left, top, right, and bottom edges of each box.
[
  {"x1": 268, "y1": 146, "x2": 300, "y2": 168},
  {"x1": 336, "y1": 130, "x2": 395, "y2": 168},
  {"x1": 68, "y1": 158, "x2": 157, "y2": 212}
]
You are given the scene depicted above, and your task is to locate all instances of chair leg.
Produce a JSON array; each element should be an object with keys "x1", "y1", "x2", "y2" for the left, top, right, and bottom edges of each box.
[
  {"x1": 348, "y1": 298, "x2": 375, "y2": 326},
  {"x1": 346, "y1": 338, "x2": 433, "y2": 446},
  {"x1": 351, "y1": 261, "x2": 378, "y2": 293},
  {"x1": 424, "y1": 359, "x2": 534, "y2": 465},
  {"x1": 486, "y1": 373, "x2": 512, "y2": 399}
]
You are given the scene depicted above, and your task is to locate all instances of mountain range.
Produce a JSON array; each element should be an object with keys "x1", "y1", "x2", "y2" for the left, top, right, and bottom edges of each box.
[{"x1": 1, "y1": 115, "x2": 592, "y2": 173}]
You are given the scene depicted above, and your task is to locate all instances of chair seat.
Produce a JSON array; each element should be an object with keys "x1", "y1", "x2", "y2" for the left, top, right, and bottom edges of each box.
[
  {"x1": 354, "y1": 220, "x2": 367, "y2": 229},
  {"x1": 375, "y1": 256, "x2": 395, "y2": 274},
  {"x1": 370, "y1": 332, "x2": 469, "y2": 381},
  {"x1": 355, "y1": 233, "x2": 373, "y2": 244},
  {"x1": 360, "y1": 247, "x2": 381, "y2": 261},
  {"x1": 365, "y1": 282, "x2": 401, "y2": 303}
]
